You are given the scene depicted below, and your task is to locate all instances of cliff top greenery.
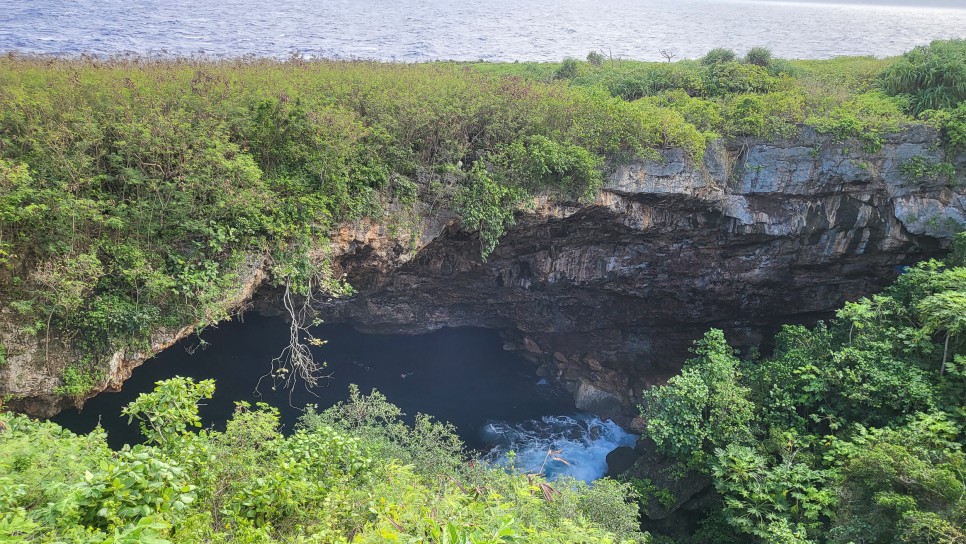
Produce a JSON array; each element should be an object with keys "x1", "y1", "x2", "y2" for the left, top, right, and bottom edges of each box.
[
  {"x1": 1, "y1": 42, "x2": 966, "y2": 543},
  {"x1": 1, "y1": 41, "x2": 964, "y2": 397}
]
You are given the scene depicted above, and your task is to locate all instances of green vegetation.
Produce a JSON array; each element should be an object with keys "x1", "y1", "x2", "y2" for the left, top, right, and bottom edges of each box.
[
  {"x1": 899, "y1": 155, "x2": 957, "y2": 184},
  {"x1": 4, "y1": 45, "x2": 937, "y2": 395},
  {"x1": 639, "y1": 233, "x2": 966, "y2": 543},
  {"x1": 700, "y1": 48, "x2": 738, "y2": 66},
  {"x1": 469, "y1": 47, "x2": 909, "y2": 145},
  {"x1": 880, "y1": 39, "x2": 966, "y2": 115},
  {"x1": 744, "y1": 47, "x2": 773, "y2": 68},
  {"x1": 0, "y1": 380, "x2": 647, "y2": 543},
  {"x1": 0, "y1": 56, "x2": 716, "y2": 392}
]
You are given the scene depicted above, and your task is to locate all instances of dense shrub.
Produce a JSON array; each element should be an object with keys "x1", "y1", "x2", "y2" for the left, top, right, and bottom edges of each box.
[
  {"x1": 641, "y1": 329, "x2": 755, "y2": 465},
  {"x1": 923, "y1": 101, "x2": 966, "y2": 152},
  {"x1": 701, "y1": 48, "x2": 738, "y2": 66},
  {"x1": 806, "y1": 91, "x2": 908, "y2": 152},
  {"x1": 0, "y1": 379, "x2": 649, "y2": 543},
  {"x1": 701, "y1": 61, "x2": 780, "y2": 96},
  {"x1": 723, "y1": 90, "x2": 806, "y2": 139},
  {"x1": 880, "y1": 39, "x2": 966, "y2": 115},
  {"x1": 640, "y1": 89, "x2": 724, "y2": 137},
  {"x1": 744, "y1": 46, "x2": 773, "y2": 68},
  {"x1": 555, "y1": 57, "x2": 581, "y2": 79}
]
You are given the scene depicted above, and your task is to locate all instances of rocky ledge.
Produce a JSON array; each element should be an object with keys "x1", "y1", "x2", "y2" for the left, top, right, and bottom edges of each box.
[
  {"x1": 5, "y1": 126, "x2": 966, "y2": 419},
  {"x1": 290, "y1": 125, "x2": 966, "y2": 420}
]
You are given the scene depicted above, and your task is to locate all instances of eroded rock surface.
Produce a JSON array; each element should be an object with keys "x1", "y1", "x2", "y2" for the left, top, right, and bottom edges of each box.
[
  {"x1": 5, "y1": 127, "x2": 966, "y2": 418},
  {"x1": 296, "y1": 127, "x2": 966, "y2": 419}
]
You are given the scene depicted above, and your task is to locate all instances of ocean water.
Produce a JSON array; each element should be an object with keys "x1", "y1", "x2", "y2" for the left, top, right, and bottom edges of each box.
[
  {"x1": 52, "y1": 314, "x2": 574, "y2": 449},
  {"x1": 2, "y1": 0, "x2": 965, "y2": 61},
  {"x1": 54, "y1": 315, "x2": 633, "y2": 481}
]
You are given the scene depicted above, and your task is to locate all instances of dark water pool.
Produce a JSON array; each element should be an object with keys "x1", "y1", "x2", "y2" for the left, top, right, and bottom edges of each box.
[{"x1": 53, "y1": 314, "x2": 578, "y2": 451}]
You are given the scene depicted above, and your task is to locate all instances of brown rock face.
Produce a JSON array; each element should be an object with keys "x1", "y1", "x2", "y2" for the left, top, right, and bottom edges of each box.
[{"x1": 293, "y1": 127, "x2": 966, "y2": 419}]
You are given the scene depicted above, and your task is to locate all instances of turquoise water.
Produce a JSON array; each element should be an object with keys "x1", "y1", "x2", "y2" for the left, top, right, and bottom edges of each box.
[{"x1": 2, "y1": 0, "x2": 965, "y2": 61}]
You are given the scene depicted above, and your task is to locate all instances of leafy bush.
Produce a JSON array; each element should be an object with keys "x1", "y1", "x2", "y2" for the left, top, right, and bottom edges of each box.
[
  {"x1": 702, "y1": 62, "x2": 780, "y2": 96},
  {"x1": 806, "y1": 91, "x2": 908, "y2": 152},
  {"x1": 555, "y1": 57, "x2": 581, "y2": 80},
  {"x1": 923, "y1": 101, "x2": 966, "y2": 152},
  {"x1": 899, "y1": 156, "x2": 956, "y2": 184},
  {"x1": 587, "y1": 51, "x2": 605, "y2": 67},
  {"x1": 452, "y1": 161, "x2": 524, "y2": 258},
  {"x1": 828, "y1": 414, "x2": 966, "y2": 544},
  {"x1": 723, "y1": 90, "x2": 806, "y2": 139},
  {"x1": 712, "y1": 444, "x2": 835, "y2": 541},
  {"x1": 640, "y1": 90, "x2": 724, "y2": 137},
  {"x1": 641, "y1": 329, "x2": 755, "y2": 465},
  {"x1": 121, "y1": 377, "x2": 215, "y2": 447},
  {"x1": 504, "y1": 135, "x2": 604, "y2": 198},
  {"x1": 55, "y1": 363, "x2": 103, "y2": 397},
  {"x1": 74, "y1": 448, "x2": 196, "y2": 530}
]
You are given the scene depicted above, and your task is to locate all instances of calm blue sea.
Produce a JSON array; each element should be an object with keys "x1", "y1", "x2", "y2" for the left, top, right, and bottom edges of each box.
[{"x1": 2, "y1": 0, "x2": 965, "y2": 61}]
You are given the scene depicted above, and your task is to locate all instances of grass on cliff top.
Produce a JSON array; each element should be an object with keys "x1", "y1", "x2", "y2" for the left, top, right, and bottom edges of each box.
[
  {"x1": 0, "y1": 45, "x2": 950, "y2": 397},
  {"x1": 469, "y1": 52, "x2": 910, "y2": 144}
]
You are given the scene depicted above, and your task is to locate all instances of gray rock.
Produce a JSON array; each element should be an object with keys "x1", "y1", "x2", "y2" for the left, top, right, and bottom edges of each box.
[{"x1": 575, "y1": 379, "x2": 624, "y2": 416}]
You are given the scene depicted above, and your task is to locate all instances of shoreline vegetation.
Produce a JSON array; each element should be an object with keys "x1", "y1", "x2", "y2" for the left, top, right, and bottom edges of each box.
[{"x1": 1, "y1": 42, "x2": 965, "y2": 542}]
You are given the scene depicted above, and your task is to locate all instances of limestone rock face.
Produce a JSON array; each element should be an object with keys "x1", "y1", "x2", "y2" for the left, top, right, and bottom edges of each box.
[
  {"x1": 302, "y1": 127, "x2": 966, "y2": 420},
  {"x1": 5, "y1": 127, "x2": 966, "y2": 419},
  {"x1": 1, "y1": 259, "x2": 268, "y2": 417}
]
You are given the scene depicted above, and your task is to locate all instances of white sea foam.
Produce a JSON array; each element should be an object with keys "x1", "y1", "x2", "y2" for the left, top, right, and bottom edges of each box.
[{"x1": 480, "y1": 414, "x2": 637, "y2": 483}]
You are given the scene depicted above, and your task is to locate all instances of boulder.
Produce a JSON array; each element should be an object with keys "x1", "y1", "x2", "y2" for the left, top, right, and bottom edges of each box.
[{"x1": 574, "y1": 379, "x2": 623, "y2": 416}]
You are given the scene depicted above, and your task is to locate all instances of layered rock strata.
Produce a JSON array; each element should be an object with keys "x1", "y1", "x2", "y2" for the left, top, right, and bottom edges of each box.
[
  {"x1": 4, "y1": 126, "x2": 965, "y2": 418},
  {"x1": 301, "y1": 126, "x2": 966, "y2": 418}
]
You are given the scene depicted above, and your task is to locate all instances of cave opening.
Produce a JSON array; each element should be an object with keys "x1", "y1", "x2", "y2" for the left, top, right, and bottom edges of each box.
[{"x1": 52, "y1": 312, "x2": 636, "y2": 481}]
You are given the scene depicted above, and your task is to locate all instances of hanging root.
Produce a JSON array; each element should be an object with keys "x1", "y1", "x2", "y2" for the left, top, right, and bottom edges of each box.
[{"x1": 256, "y1": 276, "x2": 333, "y2": 404}]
